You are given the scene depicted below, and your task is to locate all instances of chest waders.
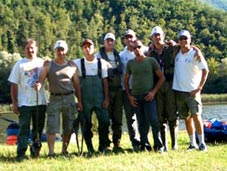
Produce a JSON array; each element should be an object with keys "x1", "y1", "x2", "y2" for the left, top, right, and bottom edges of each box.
[{"x1": 79, "y1": 58, "x2": 110, "y2": 153}]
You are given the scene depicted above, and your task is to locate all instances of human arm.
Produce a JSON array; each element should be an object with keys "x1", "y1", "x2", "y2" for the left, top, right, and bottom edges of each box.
[
  {"x1": 165, "y1": 39, "x2": 177, "y2": 46},
  {"x1": 11, "y1": 83, "x2": 19, "y2": 114},
  {"x1": 72, "y1": 73, "x2": 83, "y2": 112},
  {"x1": 102, "y1": 77, "x2": 109, "y2": 109},
  {"x1": 34, "y1": 60, "x2": 49, "y2": 91},
  {"x1": 144, "y1": 69, "x2": 165, "y2": 102},
  {"x1": 190, "y1": 68, "x2": 209, "y2": 97},
  {"x1": 191, "y1": 45, "x2": 203, "y2": 62},
  {"x1": 124, "y1": 73, "x2": 137, "y2": 107}
]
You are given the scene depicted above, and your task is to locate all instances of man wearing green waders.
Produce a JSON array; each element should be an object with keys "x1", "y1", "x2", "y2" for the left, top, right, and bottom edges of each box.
[{"x1": 73, "y1": 39, "x2": 110, "y2": 154}]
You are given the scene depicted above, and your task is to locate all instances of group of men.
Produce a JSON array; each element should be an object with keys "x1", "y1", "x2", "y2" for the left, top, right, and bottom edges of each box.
[{"x1": 8, "y1": 26, "x2": 209, "y2": 161}]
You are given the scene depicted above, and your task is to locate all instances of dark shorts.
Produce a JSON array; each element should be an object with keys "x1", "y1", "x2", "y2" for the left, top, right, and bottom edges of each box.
[
  {"x1": 175, "y1": 91, "x2": 202, "y2": 119},
  {"x1": 46, "y1": 94, "x2": 77, "y2": 134}
]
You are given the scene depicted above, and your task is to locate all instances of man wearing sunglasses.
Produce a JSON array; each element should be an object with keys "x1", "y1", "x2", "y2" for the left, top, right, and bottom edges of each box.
[
  {"x1": 173, "y1": 30, "x2": 209, "y2": 152},
  {"x1": 124, "y1": 39, "x2": 165, "y2": 152}
]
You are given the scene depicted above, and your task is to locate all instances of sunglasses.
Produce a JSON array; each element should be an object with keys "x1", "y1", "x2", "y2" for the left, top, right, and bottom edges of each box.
[
  {"x1": 179, "y1": 37, "x2": 188, "y2": 41},
  {"x1": 133, "y1": 46, "x2": 142, "y2": 50}
]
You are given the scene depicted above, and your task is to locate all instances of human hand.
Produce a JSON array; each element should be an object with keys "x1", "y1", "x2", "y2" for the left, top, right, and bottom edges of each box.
[
  {"x1": 128, "y1": 95, "x2": 137, "y2": 107},
  {"x1": 12, "y1": 103, "x2": 19, "y2": 114},
  {"x1": 77, "y1": 102, "x2": 83, "y2": 112},
  {"x1": 144, "y1": 91, "x2": 155, "y2": 101},
  {"x1": 34, "y1": 82, "x2": 41, "y2": 91},
  {"x1": 103, "y1": 98, "x2": 109, "y2": 109},
  {"x1": 190, "y1": 87, "x2": 202, "y2": 97}
]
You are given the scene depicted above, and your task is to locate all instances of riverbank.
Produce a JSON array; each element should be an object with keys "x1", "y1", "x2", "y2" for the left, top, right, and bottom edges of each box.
[
  {"x1": 1, "y1": 94, "x2": 227, "y2": 113},
  {"x1": 202, "y1": 94, "x2": 227, "y2": 105}
]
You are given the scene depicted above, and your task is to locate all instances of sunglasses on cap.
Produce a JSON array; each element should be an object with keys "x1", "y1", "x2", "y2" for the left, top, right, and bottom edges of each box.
[{"x1": 179, "y1": 36, "x2": 188, "y2": 41}]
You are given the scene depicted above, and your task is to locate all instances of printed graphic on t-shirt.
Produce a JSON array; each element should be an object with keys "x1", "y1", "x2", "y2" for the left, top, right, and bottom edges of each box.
[{"x1": 24, "y1": 67, "x2": 39, "y2": 88}]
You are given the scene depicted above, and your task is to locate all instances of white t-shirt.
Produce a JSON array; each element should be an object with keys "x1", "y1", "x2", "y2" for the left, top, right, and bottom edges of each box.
[
  {"x1": 8, "y1": 57, "x2": 47, "y2": 107},
  {"x1": 172, "y1": 48, "x2": 209, "y2": 92},
  {"x1": 95, "y1": 51, "x2": 117, "y2": 69},
  {"x1": 119, "y1": 46, "x2": 135, "y2": 90},
  {"x1": 73, "y1": 57, "x2": 108, "y2": 78}
]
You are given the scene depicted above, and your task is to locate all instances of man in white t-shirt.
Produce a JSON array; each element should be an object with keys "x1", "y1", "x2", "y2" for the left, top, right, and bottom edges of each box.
[
  {"x1": 173, "y1": 30, "x2": 209, "y2": 152},
  {"x1": 73, "y1": 39, "x2": 110, "y2": 154},
  {"x1": 8, "y1": 39, "x2": 47, "y2": 161}
]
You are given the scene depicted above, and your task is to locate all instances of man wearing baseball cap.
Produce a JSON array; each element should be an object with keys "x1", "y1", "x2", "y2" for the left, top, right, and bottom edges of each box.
[
  {"x1": 95, "y1": 33, "x2": 123, "y2": 151},
  {"x1": 35, "y1": 40, "x2": 82, "y2": 157},
  {"x1": 173, "y1": 30, "x2": 209, "y2": 152},
  {"x1": 119, "y1": 29, "x2": 151, "y2": 151},
  {"x1": 73, "y1": 39, "x2": 111, "y2": 154},
  {"x1": 124, "y1": 39, "x2": 165, "y2": 152},
  {"x1": 146, "y1": 26, "x2": 179, "y2": 151}
]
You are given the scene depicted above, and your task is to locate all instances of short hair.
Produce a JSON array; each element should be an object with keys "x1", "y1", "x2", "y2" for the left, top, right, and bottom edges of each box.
[{"x1": 24, "y1": 39, "x2": 37, "y2": 47}]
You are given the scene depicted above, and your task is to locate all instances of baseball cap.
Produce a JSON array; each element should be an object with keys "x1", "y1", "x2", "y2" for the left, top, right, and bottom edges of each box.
[
  {"x1": 104, "y1": 33, "x2": 115, "y2": 41},
  {"x1": 150, "y1": 26, "x2": 164, "y2": 37},
  {"x1": 54, "y1": 40, "x2": 68, "y2": 51},
  {"x1": 178, "y1": 30, "x2": 191, "y2": 39},
  {"x1": 124, "y1": 29, "x2": 136, "y2": 38},
  {"x1": 81, "y1": 39, "x2": 94, "y2": 47}
]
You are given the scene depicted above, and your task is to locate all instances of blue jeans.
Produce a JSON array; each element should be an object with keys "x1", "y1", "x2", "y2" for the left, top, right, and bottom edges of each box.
[{"x1": 133, "y1": 94, "x2": 163, "y2": 150}]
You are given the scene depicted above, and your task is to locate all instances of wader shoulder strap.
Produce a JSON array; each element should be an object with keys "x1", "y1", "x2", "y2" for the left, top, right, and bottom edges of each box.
[
  {"x1": 99, "y1": 47, "x2": 122, "y2": 73},
  {"x1": 80, "y1": 58, "x2": 102, "y2": 79},
  {"x1": 81, "y1": 58, "x2": 86, "y2": 78},
  {"x1": 97, "y1": 58, "x2": 102, "y2": 78}
]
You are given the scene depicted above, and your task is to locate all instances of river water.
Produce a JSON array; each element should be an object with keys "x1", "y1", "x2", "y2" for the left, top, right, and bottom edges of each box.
[
  {"x1": 0, "y1": 104, "x2": 227, "y2": 142},
  {"x1": 178, "y1": 104, "x2": 227, "y2": 130}
]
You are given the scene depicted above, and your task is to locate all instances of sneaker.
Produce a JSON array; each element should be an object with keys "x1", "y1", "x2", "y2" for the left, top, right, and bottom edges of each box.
[
  {"x1": 157, "y1": 146, "x2": 165, "y2": 153},
  {"x1": 199, "y1": 143, "x2": 208, "y2": 152},
  {"x1": 61, "y1": 151, "x2": 69, "y2": 157},
  {"x1": 145, "y1": 143, "x2": 152, "y2": 152},
  {"x1": 113, "y1": 146, "x2": 124, "y2": 153},
  {"x1": 132, "y1": 145, "x2": 140, "y2": 152},
  {"x1": 47, "y1": 153, "x2": 56, "y2": 159},
  {"x1": 186, "y1": 144, "x2": 198, "y2": 151}
]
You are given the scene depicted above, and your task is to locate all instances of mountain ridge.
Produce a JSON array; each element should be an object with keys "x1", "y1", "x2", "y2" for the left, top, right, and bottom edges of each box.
[{"x1": 201, "y1": 0, "x2": 227, "y2": 11}]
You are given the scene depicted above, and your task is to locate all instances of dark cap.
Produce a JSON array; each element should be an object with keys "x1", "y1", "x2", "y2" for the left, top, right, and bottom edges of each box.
[{"x1": 81, "y1": 39, "x2": 94, "y2": 47}]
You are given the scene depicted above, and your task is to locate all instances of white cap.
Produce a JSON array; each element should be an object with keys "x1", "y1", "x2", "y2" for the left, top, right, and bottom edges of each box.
[
  {"x1": 124, "y1": 29, "x2": 136, "y2": 38},
  {"x1": 178, "y1": 30, "x2": 191, "y2": 39},
  {"x1": 54, "y1": 40, "x2": 68, "y2": 52},
  {"x1": 150, "y1": 26, "x2": 164, "y2": 37},
  {"x1": 104, "y1": 33, "x2": 115, "y2": 41}
]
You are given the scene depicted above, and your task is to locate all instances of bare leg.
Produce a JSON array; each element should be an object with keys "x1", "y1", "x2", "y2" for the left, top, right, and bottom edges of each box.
[
  {"x1": 185, "y1": 117, "x2": 197, "y2": 146},
  {"x1": 192, "y1": 114, "x2": 203, "y2": 134},
  {"x1": 185, "y1": 117, "x2": 194, "y2": 135},
  {"x1": 193, "y1": 114, "x2": 205, "y2": 145},
  {"x1": 62, "y1": 133, "x2": 72, "y2": 153},
  {"x1": 47, "y1": 133, "x2": 56, "y2": 155}
]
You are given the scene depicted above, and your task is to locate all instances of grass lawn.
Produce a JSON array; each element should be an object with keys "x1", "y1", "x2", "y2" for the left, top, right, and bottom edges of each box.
[{"x1": 1, "y1": 131, "x2": 227, "y2": 171}]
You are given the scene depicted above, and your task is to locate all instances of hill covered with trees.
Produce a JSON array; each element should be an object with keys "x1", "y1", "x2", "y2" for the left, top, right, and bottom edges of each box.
[{"x1": 0, "y1": 0, "x2": 227, "y2": 103}]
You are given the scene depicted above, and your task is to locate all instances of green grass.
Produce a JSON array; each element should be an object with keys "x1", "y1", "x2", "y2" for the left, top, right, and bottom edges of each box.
[
  {"x1": 1, "y1": 132, "x2": 227, "y2": 171},
  {"x1": 202, "y1": 94, "x2": 227, "y2": 104}
]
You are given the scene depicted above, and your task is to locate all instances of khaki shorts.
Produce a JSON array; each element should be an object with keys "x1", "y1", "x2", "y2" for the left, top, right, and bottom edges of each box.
[
  {"x1": 46, "y1": 94, "x2": 77, "y2": 134},
  {"x1": 175, "y1": 91, "x2": 202, "y2": 119}
]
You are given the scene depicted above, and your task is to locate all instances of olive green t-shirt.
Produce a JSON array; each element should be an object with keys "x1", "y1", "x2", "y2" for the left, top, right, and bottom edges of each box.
[{"x1": 126, "y1": 57, "x2": 160, "y2": 95}]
